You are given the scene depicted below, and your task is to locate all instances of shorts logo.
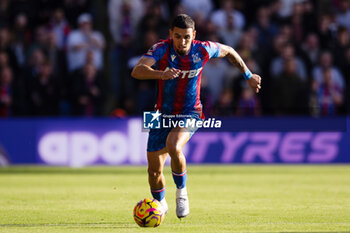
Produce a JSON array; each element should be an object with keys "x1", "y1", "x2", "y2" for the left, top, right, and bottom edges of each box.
[{"x1": 143, "y1": 110, "x2": 162, "y2": 129}]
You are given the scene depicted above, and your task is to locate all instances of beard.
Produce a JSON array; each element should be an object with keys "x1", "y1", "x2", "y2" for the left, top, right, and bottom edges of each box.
[{"x1": 176, "y1": 49, "x2": 186, "y2": 56}]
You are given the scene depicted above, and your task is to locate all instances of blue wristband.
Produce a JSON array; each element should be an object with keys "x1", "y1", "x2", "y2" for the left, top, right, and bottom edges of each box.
[{"x1": 243, "y1": 70, "x2": 253, "y2": 80}]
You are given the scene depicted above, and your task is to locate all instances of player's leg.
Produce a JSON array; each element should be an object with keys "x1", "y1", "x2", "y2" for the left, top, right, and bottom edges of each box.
[
  {"x1": 166, "y1": 127, "x2": 191, "y2": 218},
  {"x1": 166, "y1": 127, "x2": 190, "y2": 182},
  {"x1": 147, "y1": 148, "x2": 169, "y2": 214},
  {"x1": 147, "y1": 128, "x2": 171, "y2": 214},
  {"x1": 147, "y1": 147, "x2": 168, "y2": 201}
]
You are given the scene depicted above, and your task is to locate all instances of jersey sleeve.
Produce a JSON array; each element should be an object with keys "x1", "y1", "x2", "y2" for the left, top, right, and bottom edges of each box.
[
  {"x1": 143, "y1": 41, "x2": 167, "y2": 63},
  {"x1": 202, "y1": 41, "x2": 221, "y2": 59}
]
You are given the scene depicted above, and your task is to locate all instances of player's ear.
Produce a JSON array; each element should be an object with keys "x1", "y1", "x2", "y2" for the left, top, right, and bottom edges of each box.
[
  {"x1": 169, "y1": 29, "x2": 173, "y2": 39},
  {"x1": 193, "y1": 30, "x2": 196, "y2": 40}
]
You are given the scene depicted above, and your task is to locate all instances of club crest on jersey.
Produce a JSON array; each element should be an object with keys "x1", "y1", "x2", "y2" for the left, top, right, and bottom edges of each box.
[
  {"x1": 192, "y1": 53, "x2": 201, "y2": 63},
  {"x1": 171, "y1": 54, "x2": 176, "y2": 61},
  {"x1": 164, "y1": 67, "x2": 203, "y2": 79}
]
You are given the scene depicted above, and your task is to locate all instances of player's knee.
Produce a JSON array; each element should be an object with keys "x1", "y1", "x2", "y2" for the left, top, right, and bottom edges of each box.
[
  {"x1": 166, "y1": 141, "x2": 182, "y2": 157},
  {"x1": 148, "y1": 167, "x2": 162, "y2": 179}
]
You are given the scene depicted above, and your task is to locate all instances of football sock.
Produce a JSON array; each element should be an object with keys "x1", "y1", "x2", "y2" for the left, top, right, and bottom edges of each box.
[
  {"x1": 151, "y1": 187, "x2": 165, "y2": 201},
  {"x1": 172, "y1": 170, "x2": 187, "y2": 189}
]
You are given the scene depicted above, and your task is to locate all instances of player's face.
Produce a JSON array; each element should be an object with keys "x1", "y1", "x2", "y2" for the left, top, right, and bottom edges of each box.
[{"x1": 170, "y1": 27, "x2": 196, "y2": 56}]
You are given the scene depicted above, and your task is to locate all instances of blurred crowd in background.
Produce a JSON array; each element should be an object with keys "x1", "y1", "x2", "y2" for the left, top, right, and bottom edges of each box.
[{"x1": 0, "y1": 0, "x2": 349, "y2": 118}]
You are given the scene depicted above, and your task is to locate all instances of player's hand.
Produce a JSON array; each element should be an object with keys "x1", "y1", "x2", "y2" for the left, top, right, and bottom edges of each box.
[
  {"x1": 160, "y1": 68, "x2": 181, "y2": 80},
  {"x1": 247, "y1": 74, "x2": 262, "y2": 93}
]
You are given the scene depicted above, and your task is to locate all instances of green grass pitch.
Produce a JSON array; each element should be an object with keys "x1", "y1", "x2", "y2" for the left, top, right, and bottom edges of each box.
[{"x1": 0, "y1": 165, "x2": 349, "y2": 233}]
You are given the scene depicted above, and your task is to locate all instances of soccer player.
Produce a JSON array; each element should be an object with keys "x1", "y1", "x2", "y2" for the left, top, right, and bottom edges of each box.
[{"x1": 131, "y1": 14, "x2": 261, "y2": 218}]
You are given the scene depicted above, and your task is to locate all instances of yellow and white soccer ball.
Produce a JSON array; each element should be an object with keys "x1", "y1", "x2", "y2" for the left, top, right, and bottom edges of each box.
[{"x1": 133, "y1": 198, "x2": 164, "y2": 227}]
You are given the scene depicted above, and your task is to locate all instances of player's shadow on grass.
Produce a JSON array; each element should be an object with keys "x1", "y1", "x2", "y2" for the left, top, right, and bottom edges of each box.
[
  {"x1": 0, "y1": 222, "x2": 137, "y2": 229},
  {"x1": 0, "y1": 167, "x2": 146, "y2": 175}
]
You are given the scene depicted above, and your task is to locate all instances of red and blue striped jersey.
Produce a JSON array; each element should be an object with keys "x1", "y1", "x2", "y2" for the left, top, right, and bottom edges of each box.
[{"x1": 144, "y1": 39, "x2": 221, "y2": 119}]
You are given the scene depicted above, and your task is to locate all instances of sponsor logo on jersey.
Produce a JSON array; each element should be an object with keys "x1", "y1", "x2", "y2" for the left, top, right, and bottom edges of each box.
[{"x1": 164, "y1": 67, "x2": 203, "y2": 79}]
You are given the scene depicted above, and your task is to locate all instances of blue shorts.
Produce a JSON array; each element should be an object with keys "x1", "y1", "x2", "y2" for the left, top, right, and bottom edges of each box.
[{"x1": 147, "y1": 114, "x2": 201, "y2": 152}]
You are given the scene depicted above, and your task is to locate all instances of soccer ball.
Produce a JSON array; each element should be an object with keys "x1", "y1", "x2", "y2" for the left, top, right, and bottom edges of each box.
[{"x1": 133, "y1": 198, "x2": 164, "y2": 227}]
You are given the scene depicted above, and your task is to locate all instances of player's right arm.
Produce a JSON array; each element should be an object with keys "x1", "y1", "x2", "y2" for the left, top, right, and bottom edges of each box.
[{"x1": 131, "y1": 56, "x2": 181, "y2": 80}]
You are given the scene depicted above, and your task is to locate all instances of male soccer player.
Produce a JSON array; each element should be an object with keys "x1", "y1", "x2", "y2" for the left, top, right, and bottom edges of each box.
[{"x1": 131, "y1": 14, "x2": 261, "y2": 218}]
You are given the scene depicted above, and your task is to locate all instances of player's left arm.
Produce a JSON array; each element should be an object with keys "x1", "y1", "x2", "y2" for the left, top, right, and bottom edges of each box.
[{"x1": 218, "y1": 43, "x2": 262, "y2": 93}]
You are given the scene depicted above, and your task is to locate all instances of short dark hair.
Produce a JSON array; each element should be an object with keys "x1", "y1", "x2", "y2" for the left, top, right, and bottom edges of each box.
[{"x1": 171, "y1": 14, "x2": 195, "y2": 30}]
